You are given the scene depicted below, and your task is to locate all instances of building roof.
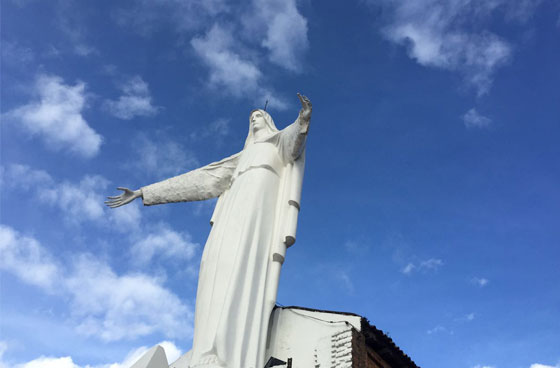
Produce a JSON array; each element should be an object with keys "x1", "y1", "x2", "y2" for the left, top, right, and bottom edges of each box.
[{"x1": 279, "y1": 306, "x2": 420, "y2": 368}]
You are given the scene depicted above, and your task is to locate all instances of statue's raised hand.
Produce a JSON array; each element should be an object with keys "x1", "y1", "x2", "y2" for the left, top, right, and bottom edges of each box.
[
  {"x1": 105, "y1": 187, "x2": 142, "y2": 208},
  {"x1": 297, "y1": 93, "x2": 312, "y2": 121}
]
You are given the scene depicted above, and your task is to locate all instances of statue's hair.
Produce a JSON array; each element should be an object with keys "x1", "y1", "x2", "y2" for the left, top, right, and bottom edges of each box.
[{"x1": 244, "y1": 109, "x2": 278, "y2": 148}]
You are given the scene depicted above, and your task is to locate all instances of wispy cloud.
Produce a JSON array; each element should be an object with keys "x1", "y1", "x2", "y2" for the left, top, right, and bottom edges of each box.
[
  {"x1": 335, "y1": 269, "x2": 355, "y2": 294},
  {"x1": 114, "y1": 0, "x2": 229, "y2": 36},
  {"x1": 245, "y1": 0, "x2": 309, "y2": 72},
  {"x1": 367, "y1": 0, "x2": 534, "y2": 96},
  {"x1": 115, "y1": 1, "x2": 306, "y2": 108},
  {"x1": 39, "y1": 175, "x2": 110, "y2": 224},
  {"x1": 471, "y1": 277, "x2": 489, "y2": 287},
  {"x1": 343, "y1": 239, "x2": 369, "y2": 254},
  {"x1": 131, "y1": 133, "x2": 199, "y2": 180},
  {"x1": 0, "y1": 225, "x2": 61, "y2": 291},
  {"x1": 54, "y1": 1, "x2": 99, "y2": 57},
  {"x1": 463, "y1": 108, "x2": 492, "y2": 128},
  {"x1": 0, "y1": 341, "x2": 7, "y2": 368},
  {"x1": 427, "y1": 325, "x2": 452, "y2": 335},
  {"x1": 0, "y1": 164, "x2": 54, "y2": 190},
  {"x1": 401, "y1": 258, "x2": 444, "y2": 275},
  {"x1": 401, "y1": 263, "x2": 415, "y2": 274},
  {"x1": 0, "y1": 225, "x2": 193, "y2": 342},
  {"x1": 1, "y1": 41, "x2": 34, "y2": 67},
  {"x1": 2, "y1": 164, "x2": 140, "y2": 228},
  {"x1": 104, "y1": 76, "x2": 160, "y2": 120},
  {"x1": 130, "y1": 223, "x2": 198, "y2": 266},
  {"x1": 455, "y1": 312, "x2": 476, "y2": 322},
  {"x1": 3, "y1": 74, "x2": 102, "y2": 158},
  {"x1": 472, "y1": 365, "x2": 496, "y2": 368},
  {"x1": 191, "y1": 24, "x2": 287, "y2": 109},
  {"x1": 190, "y1": 118, "x2": 231, "y2": 147},
  {"x1": 191, "y1": 24, "x2": 261, "y2": 96}
]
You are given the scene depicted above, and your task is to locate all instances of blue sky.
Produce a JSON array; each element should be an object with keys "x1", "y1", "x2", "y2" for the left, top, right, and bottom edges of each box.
[{"x1": 1, "y1": 0, "x2": 559, "y2": 367}]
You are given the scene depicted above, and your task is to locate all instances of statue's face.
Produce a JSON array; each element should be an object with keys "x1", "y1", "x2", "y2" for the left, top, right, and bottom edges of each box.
[{"x1": 251, "y1": 111, "x2": 266, "y2": 132}]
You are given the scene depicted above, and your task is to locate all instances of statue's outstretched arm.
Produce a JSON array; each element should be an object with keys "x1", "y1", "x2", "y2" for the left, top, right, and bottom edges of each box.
[{"x1": 106, "y1": 152, "x2": 241, "y2": 208}]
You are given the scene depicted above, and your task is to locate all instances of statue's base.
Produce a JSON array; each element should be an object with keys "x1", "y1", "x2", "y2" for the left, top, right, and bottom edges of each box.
[{"x1": 130, "y1": 306, "x2": 418, "y2": 368}]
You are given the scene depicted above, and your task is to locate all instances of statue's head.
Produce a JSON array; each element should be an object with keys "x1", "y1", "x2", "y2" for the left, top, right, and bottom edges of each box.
[{"x1": 244, "y1": 109, "x2": 278, "y2": 147}]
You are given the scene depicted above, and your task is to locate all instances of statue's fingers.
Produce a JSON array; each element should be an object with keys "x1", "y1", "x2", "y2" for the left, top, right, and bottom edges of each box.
[
  {"x1": 116, "y1": 187, "x2": 129, "y2": 192},
  {"x1": 105, "y1": 197, "x2": 124, "y2": 204},
  {"x1": 297, "y1": 93, "x2": 304, "y2": 104},
  {"x1": 107, "y1": 195, "x2": 122, "y2": 200}
]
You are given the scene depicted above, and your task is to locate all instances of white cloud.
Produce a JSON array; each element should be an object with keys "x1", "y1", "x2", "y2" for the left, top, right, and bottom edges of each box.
[
  {"x1": 191, "y1": 118, "x2": 230, "y2": 140},
  {"x1": 15, "y1": 356, "x2": 79, "y2": 368},
  {"x1": 0, "y1": 225, "x2": 193, "y2": 342},
  {"x1": 109, "y1": 202, "x2": 142, "y2": 230},
  {"x1": 335, "y1": 269, "x2": 355, "y2": 293},
  {"x1": 39, "y1": 175, "x2": 109, "y2": 224},
  {"x1": 191, "y1": 24, "x2": 288, "y2": 109},
  {"x1": 67, "y1": 255, "x2": 192, "y2": 341},
  {"x1": 4, "y1": 74, "x2": 102, "y2": 158},
  {"x1": 130, "y1": 224, "x2": 198, "y2": 266},
  {"x1": 115, "y1": 1, "x2": 302, "y2": 107},
  {"x1": 471, "y1": 277, "x2": 489, "y2": 287},
  {"x1": 530, "y1": 364, "x2": 560, "y2": 368},
  {"x1": 420, "y1": 258, "x2": 444, "y2": 269},
  {"x1": 0, "y1": 163, "x2": 54, "y2": 190},
  {"x1": 401, "y1": 258, "x2": 443, "y2": 275},
  {"x1": 74, "y1": 44, "x2": 98, "y2": 57},
  {"x1": 131, "y1": 133, "x2": 199, "y2": 180},
  {"x1": 6, "y1": 340, "x2": 183, "y2": 368},
  {"x1": 105, "y1": 76, "x2": 159, "y2": 120},
  {"x1": 472, "y1": 365, "x2": 496, "y2": 368},
  {"x1": 2, "y1": 163, "x2": 142, "y2": 229},
  {"x1": 0, "y1": 341, "x2": 7, "y2": 368},
  {"x1": 427, "y1": 325, "x2": 451, "y2": 335},
  {"x1": 0, "y1": 225, "x2": 60, "y2": 290},
  {"x1": 114, "y1": 0, "x2": 229, "y2": 36},
  {"x1": 374, "y1": 0, "x2": 517, "y2": 95},
  {"x1": 401, "y1": 262, "x2": 415, "y2": 274},
  {"x1": 54, "y1": 1, "x2": 99, "y2": 57},
  {"x1": 463, "y1": 108, "x2": 492, "y2": 128},
  {"x1": 191, "y1": 24, "x2": 261, "y2": 97},
  {"x1": 248, "y1": 0, "x2": 309, "y2": 71}
]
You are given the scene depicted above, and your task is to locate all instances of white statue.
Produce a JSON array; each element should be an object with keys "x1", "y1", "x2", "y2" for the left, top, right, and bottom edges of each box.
[{"x1": 107, "y1": 94, "x2": 312, "y2": 368}]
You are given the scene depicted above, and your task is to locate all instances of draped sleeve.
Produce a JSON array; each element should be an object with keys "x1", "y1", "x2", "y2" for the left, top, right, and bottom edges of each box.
[
  {"x1": 276, "y1": 114, "x2": 310, "y2": 164},
  {"x1": 141, "y1": 152, "x2": 241, "y2": 206}
]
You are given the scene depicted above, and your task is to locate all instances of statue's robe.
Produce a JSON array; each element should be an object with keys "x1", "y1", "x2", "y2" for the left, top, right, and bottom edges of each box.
[{"x1": 141, "y1": 112, "x2": 308, "y2": 368}]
